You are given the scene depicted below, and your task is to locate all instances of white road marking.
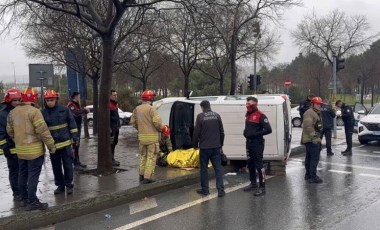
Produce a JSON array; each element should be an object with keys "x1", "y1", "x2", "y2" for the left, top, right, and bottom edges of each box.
[
  {"x1": 328, "y1": 170, "x2": 352, "y2": 174},
  {"x1": 373, "y1": 151, "x2": 380, "y2": 154},
  {"x1": 115, "y1": 182, "x2": 251, "y2": 230},
  {"x1": 129, "y1": 198, "x2": 158, "y2": 215},
  {"x1": 359, "y1": 173, "x2": 380, "y2": 179},
  {"x1": 353, "y1": 153, "x2": 380, "y2": 158},
  {"x1": 292, "y1": 158, "x2": 380, "y2": 172}
]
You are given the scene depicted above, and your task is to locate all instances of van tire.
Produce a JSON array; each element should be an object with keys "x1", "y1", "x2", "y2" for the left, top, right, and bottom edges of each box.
[
  {"x1": 88, "y1": 119, "x2": 93, "y2": 128},
  {"x1": 292, "y1": 117, "x2": 302, "y2": 127}
]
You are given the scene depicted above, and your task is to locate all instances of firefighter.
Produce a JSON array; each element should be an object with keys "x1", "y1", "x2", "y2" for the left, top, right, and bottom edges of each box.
[
  {"x1": 67, "y1": 92, "x2": 88, "y2": 169},
  {"x1": 243, "y1": 96, "x2": 272, "y2": 196},
  {"x1": 130, "y1": 90, "x2": 163, "y2": 184},
  {"x1": 42, "y1": 89, "x2": 78, "y2": 195},
  {"x1": 7, "y1": 87, "x2": 56, "y2": 210},
  {"x1": 0, "y1": 88, "x2": 21, "y2": 201},
  {"x1": 156, "y1": 125, "x2": 172, "y2": 167},
  {"x1": 109, "y1": 90, "x2": 121, "y2": 166}
]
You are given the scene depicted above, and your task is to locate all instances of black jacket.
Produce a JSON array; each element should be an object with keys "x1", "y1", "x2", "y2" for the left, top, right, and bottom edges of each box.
[
  {"x1": 67, "y1": 100, "x2": 86, "y2": 126},
  {"x1": 299, "y1": 98, "x2": 311, "y2": 118},
  {"x1": 109, "y1": 99, "x2": 121, "y2": 131},
  {"x1": 341, "y1": 103, "x2": 355, "y2": 127},
  {"x1": 244, "y1": 109, "x2": 272, "y2": 140},
  {"x1": 0, "y1": 104, "x2": 16, "y2": 157},
  {"x1": 320, "y1": 104, "x2": 336, "y2": 129},
  {"x1": 192, "y1": 109, "x2": 224, "y2": 149}
]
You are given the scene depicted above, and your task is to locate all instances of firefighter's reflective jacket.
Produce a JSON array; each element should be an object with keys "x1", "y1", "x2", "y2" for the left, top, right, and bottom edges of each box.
[
  {"x1": 0, "y1": 105, "x2": 16, "y2": 157},
  {"x1": 42, "y1": 104, "x2": 78, "y2": 150},
  {"x1": 7, "y1": 102, "x2": 56, "y2": 160}
]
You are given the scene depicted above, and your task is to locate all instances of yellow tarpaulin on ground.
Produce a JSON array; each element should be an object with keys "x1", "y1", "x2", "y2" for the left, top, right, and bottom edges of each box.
[{"x1": 167, "y1": 148, "x2": 200, "y2": 168}]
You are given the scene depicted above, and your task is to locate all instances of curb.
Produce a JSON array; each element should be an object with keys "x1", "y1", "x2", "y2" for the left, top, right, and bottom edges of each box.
[{"x1": 0, "y1": 165, "x2": 233, "y2": 230}]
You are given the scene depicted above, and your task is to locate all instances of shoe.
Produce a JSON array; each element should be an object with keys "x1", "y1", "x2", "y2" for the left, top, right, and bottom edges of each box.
[
  {"x1": 196, "y1": 189, "x2": 210, "y2": 196},
  {"x1": 13, "y1": 195, "x2": 23, "y2": 202},
  {"x1": 112, "y1": 160, "x2": 120, "y2": 166},
  {"x1": 304, "y1": 174, "x2": 311, "y2": 180},
  {"x1": 218, "y1": 191, "x2": 226, "y2": 197},
  {"x1": 327, "y1": 152, "x2": 334, "y2": 156},
  {"x1": 26, "y1": 200, "x2": 48, "y2": 211},
  {"x1": 19, "y1": 199, "x2": 27, "y2": 207},
  {"x1": 54, "y1": 186, "x2": 65, "y2": 195},
  {"x1": 66, "y1": 187, "x2": 73, "y2": 195},
  {"x1": 308, "y1": 176, "x2": 323, "y2": 184},
  {"x1": 254, "y1": 187, "x2": 266, "y2": 196},
  {"x1": 78, "y1": 162, "x2": 87, "y2": 168},
  {"x1": 243, "y1": 183, "x2": 258, "y2": 192},
  {"x1": 74, "y1": 165, "x2": 85, "y2": 171},
  {"x1": 342, "y1": 150, "x2": 352, "y2": 156},
  {"x1": 139, "y1": 175, "x2": 144, "y2": 182},
  {"x1": 141, "y1": 179, "x2": 155, "y2": 184}
]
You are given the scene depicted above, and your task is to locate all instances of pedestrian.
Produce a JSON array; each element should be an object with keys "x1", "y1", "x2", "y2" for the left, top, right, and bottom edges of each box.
[
  {"x1": 243, "y1": 96, "x2": 272, "y2": 196},
  {"x1": 156, "y1": 125, "x2": 172, "y2": 167},
  {"x1": 299, "y1": 94, "x2": 315, "y2": 123},
  {"x1": 302, "y1": 96, "x2": 324, "y2": 184},
  {"x1": 109, "y1": 90, "x2": 121, "y2": 166},
  {"x1": 7, "y1": 87, "x2": 56, "y2": 210},
  {"x1": 335, "y1": 100, "x2": 355, "y2": 156},
  {"x1": 192, "y1": 100, "x2": 226, "y2": 197},
  {"x1": 67, "y1": 92, "x2": 88, "y2": 170},
  {"x1": 320, "y1": 99, "x2": 336, "y2": 156},
  {"x1": 0, "y1": 88, "x2": 22, "y2": 202},
  {"x1": 42, "y1": 89, "x2": 78, "y2": 195},
  {"x1": 130, "y1": 90, "x2": 163, "y2": 184}
]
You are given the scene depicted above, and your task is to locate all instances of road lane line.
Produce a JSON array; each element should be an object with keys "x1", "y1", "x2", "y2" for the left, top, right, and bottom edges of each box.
[
  {"x1": 114, "y1": 182, "x2": 251, "y2": 230},
  {"x1": 353, "y1": 153, "x2": 380, "y2": 158},
  {"x1": 292, "y1": 158, "x2": 380, "y2": 172},
  {"x1": 373, "y1": 151, "x2": 380, "y2": 154},
  {"x1": 328, "y1": 170, "x2": 352, "y2": 174},
  {"x1": 359, "y1": 173, "x2": 380, "y2": 178}
]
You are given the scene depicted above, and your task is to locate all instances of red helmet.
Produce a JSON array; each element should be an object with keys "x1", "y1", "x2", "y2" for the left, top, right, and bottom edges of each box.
[
  {"x1": 311, "y1": 97, "x2": 323, "y2": 105},
  {"x1": 161, "y1": 125, "x2": 170, "y2": 137},
  {"x1": 21, "y1": 87, "x2": 38, "y2": 103},
  {"x1": 141, "y1": 90, "x2": 156, "y2": 101},
  {"x1": 44, "y1": 89, "x2": 59, "y2": 99},
  {"x1": 3, "y1": 88, "x2": 21, "y2": 103}
]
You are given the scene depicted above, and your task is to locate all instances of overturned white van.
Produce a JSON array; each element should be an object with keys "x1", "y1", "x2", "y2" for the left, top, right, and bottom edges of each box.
[{"x1": 154, "y1": 95, "x2": 292, "y2": 168}]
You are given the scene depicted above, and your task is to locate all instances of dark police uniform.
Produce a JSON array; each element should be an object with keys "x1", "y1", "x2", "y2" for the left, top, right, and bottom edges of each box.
[
  {"x1": 341, "y1": 103, "x2": 355, "y2": 153},
  {"x1": 243, "y1": 108, "x2": 272, "y2": 194},
  {"x1": 320, "y1": 104, "x2": 336, "y2": 155}
]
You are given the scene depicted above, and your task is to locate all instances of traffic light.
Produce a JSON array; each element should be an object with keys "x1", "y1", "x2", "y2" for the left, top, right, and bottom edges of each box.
[
  {"x1": 336, "y1": 56, "x2": 345, "y2": 72},
  {"x1": 248, "y1": 74, "x2": 254, "y2": 90},
  {"x1": 256, "y1": 75, "x2": 261, "y2": 86},
  {"x1": 253, "y1": 22, "x2": 260, "y2": 38}
]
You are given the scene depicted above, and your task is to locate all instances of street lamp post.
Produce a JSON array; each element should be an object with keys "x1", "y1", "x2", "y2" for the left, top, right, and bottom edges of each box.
[
  {"x1": 37, "y1": 70, "x2": 46, "y2": 108},
  {"x1": 11, "y1": 62, "x2": 16, "y2": 88}
]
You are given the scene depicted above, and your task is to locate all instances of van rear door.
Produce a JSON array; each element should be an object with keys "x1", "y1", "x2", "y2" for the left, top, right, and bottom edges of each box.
[{"x1": 169, "y1": 101, "x2": 195, "y2": 150}]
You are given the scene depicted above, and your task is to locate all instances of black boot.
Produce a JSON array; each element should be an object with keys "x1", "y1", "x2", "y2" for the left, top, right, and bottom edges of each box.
[
  {"x1": 26, "y1": 199, "x2": 48, "y2": 211},
  {"x1": 243, "y1": 183, "x2": 258, "y2": 192},
  {"x1": 254, "y1": 187, "x2": 266, "y2": 196},
  {"x1": 139, "y1": 175, "x2": 144, "y2": 181},
  {"x1": 341, "y1": 149, "x2": 352, "y2": 156},
  {"x1": 54, "y1": 186, "x2": 65, "y2": 195}
]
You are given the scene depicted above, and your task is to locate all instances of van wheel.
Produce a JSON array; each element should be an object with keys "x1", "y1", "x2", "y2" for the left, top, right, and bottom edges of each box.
[
  {"x1": 359, "y1": 138, "x2": 368, "y2": 145},
  {"x1": 88, "y1": 119, "x2": 93, "y2": 128},
  {"x1": 292, "y1": 118, "x2": 302, "y2": 127}
]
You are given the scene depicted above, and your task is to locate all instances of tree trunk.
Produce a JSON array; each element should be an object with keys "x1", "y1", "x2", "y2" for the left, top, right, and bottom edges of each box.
[
  {"x1": 97, "y1": 35, "x2": 114, "y2": 174},
  {"x1": 229, "y1": 35, "x2": 237, "y2": 95},
  {"x1": 219, "y1": 73, "x2": 224, "y2": 95},
  {"x1": 183, "y1": 74, "x2": 189, "y2": 97},
  {"x1": 81, "y1": 75, "x2": 90, "y2": 138},
  {"x1": 92, "y1": 76, "x2": 99, "y2": 136}
]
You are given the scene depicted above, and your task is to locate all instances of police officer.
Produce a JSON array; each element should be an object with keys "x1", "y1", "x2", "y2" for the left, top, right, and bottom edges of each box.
[
  {"x1": 302, "y1": 97, "x2": 324, "y2": 184},
  {"x1": 42, "y1": 89, "x2": 78, "y2": 195},
  {"x1": 320, "y1": 99, "x2": 336, "y2": 156},
  {"x1": 299, "y1": 94, "x2": 315, "y2": 122},
  {"x1": 335, "y1": 100, "x2": 355, "y2": 156},
  {"x1": 0, "y1": 88, "x2": 21, "y2": 201},
  {"x1": 130, "y1": 90, "x2": 163, "y2": 184},
  {"x1": 67, "y1": 92, "x2": 88, "y2": 169},
  {"x1": 243, "y1": 96, "x2": 272, "y2": 196}
]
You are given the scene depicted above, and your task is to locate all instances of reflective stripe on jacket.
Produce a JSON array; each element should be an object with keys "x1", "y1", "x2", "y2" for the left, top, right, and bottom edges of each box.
[{"x1": 7, "y1": 103, "x2": 55, "y2": 160}]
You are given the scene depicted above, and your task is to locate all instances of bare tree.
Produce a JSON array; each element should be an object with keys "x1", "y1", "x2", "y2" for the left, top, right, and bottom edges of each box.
[{"x1": 292, "y1": 10, "x2": 378, "y2": 64}]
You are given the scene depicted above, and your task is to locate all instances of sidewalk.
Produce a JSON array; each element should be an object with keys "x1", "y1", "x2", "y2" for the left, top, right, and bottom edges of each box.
[{"x1": 0, "y1": 126, "x2": 351, "y2": 229}]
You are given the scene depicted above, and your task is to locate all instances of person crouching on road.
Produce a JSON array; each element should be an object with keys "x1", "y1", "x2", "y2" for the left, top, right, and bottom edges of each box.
[
  {"x1": 0, "y1": 88, "x2": 22, "y2": 202},
  {"x1": 156, "y1": 125, "x2": 173, "y2": 167},
  {"x1": 243, "y1": 96, "x2": 272, "y2": 196},
  {"x1": 193, "y1": 100, "x2": 226, "y2": 197},
  {"x1": 130, "y1": 90, "x2": 163, "y2": 184},
  {"x1": 42, "y1": 89, "x2": 78, "y2": 195},
  {"x1": 7, "y1": 87, "x2": 56, "y2": 210},
  {"x1": 302, "y1": 97, "x2": 324, "y2": 184}
]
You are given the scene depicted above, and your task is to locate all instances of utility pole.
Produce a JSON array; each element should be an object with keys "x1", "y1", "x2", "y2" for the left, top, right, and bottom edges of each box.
[
  {"x1": 38, "y1": 70, "x2": 46, "y2": 108},
  {"x1": 11, "y1": 62, "x2": 16, "y2": 88},
  {"x1": 332, "y1": 56, "x2": 337, "y2": 138}
]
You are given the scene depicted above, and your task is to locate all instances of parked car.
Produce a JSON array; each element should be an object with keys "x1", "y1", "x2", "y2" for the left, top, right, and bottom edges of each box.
[
  {"x1": 85, "y1": 105, "x2": 132, "y2": 127},
  {"x1": 291, "y1": 105, "x2": 344, "y2": 127},
  {"x1": 357, "y1": 103, "x2": 380, "y2": 144}
]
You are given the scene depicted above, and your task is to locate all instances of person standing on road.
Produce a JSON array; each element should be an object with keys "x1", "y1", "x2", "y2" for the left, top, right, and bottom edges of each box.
[
  {"x1": 67, "y1": 92, "x2": 88, "y2": 170},
  {"x1": 192, "y1": 100, "x2": 225, "y2": 197},
  {"x1": 302, "y1": 97, "x2": 324, "y2": 184},
  {"x1": 299, "y1": 94, "x2": 315, "y2": 123},
  {"x1": 130, "y1": 90, "x2": 163, "y2": 184},
  {"x1": 243, "y1": 96, "x2": 272, "y2": 196},
  {"x1": 320, "y1": 99, "x2": 336, "y2": 156},
  {"x1": 335, "y1": 100, "x2": 355, "y2": 156},
  {"x1": 42, "y1": 89, "x2": 78, "y2": 195},
  {"x1": 0, "y1": 88, "x2": 21, "y2": 202},
  {"x1": 110, "y1": 90, "x2": 121, "y2": 166},
  {"x1": 7, "y1": 87, "x2": 56, "y2": 210}
]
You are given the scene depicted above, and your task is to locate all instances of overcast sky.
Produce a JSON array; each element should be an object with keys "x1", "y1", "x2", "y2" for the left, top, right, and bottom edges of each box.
[{"x1": 0, "y1": 0, "x2": 379, "y2": 84}]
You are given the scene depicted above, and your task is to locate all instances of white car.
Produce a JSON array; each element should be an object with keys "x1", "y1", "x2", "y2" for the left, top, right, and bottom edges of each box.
[
  {"x1": 85, "y1": 105, "x2": 132, "y2": 127},
  {"x1": 291, "y1": 105, "x2": 344, "y2": 127},
  {"x1": 357, "y1": 103, "x2": 380, "y2": 144}
]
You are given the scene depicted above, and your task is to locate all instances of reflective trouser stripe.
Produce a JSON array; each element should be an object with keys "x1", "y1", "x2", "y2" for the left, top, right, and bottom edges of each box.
[
  {"x1": 55, "y1": 140, "x2": 72, "y2": 150},
  {"x1": 49, "y1": 123, "x2": 68, "y2": 131},
  {"x1": 0, "y1": 139, "x2": 7, "y2": 145},
  {"x1": 138, "y1": 134, "x2": 160, "y2": 142},
  {"x1": 0, "y1": 149, "x2": 3, "y2": 155},
  {"x1": 70, "y1": 128, "x2": 78, "y2": 133}
]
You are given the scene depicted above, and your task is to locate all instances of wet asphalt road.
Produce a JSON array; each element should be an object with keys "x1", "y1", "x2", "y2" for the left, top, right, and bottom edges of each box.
[{"x1": 49, "y1": 141, "x2": 380, "y2": 230}]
